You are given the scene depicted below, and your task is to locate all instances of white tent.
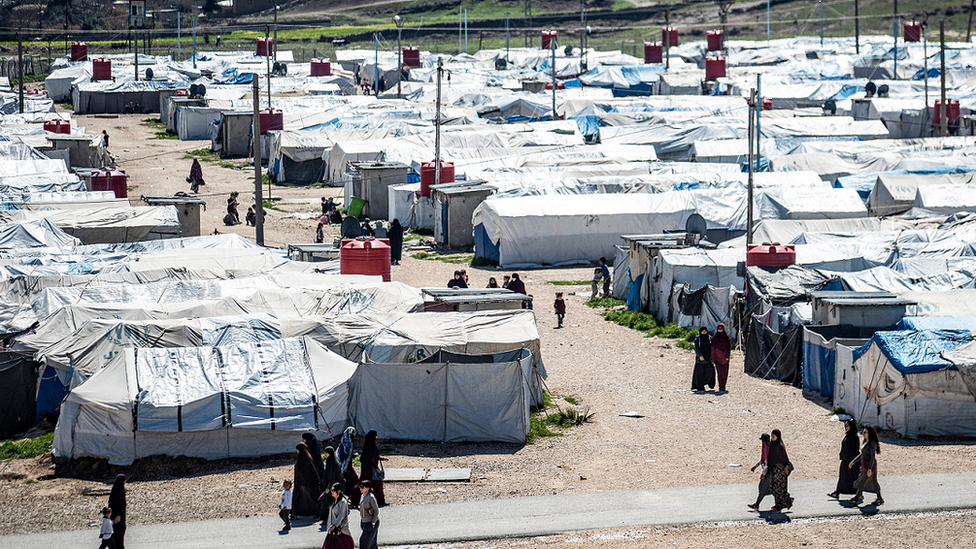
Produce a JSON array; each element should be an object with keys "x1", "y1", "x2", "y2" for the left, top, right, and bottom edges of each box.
[
  {"x1": 914, "y1": 184, "x2": 976, "y2": 215},
  {"x1": 52, "y1": 337, "x2": 356, "y2": 465},
  {"x1": 869, "y1": 173, "x2": 976, "y2": 216}
]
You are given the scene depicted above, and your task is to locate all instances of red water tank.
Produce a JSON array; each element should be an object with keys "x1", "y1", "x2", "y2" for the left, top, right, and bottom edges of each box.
[
  {"x1": 257, "y1": 37, "x2": 274, "y2": 57},
  {"x1": 176, "y1": 89, "x2": 189, "y2": 96},
  {"x1": 545, "y1": 81, "x2": 566, "y2": 90},
  {"x1": 644, "y1": 42, "x2": 663, "y2": 64},
  {"x1": 402, "y1": 46, "x2": 421, "y2": 68},
  {"x1": 541, "y1": 30, "x2": 557, "y2": 50},
  {"x1": 420, "y1": 161, "x2": 455, "y2": 197},
  {"x1": 91, "y1": 169, "x2": 128, "y2": 199},
  {"x1": 933, "y1": 99, "x2": 961, "y2": 127},
  {"x1": 705, "y1": 56, "x2": 726, "y2": 81},
  {"x1": 71, "y1": 42, "x2": 88, "y2": 62},
  {"x1": 903, "y1": 21, "x2": 921, "y2": 42},
  {"x1": 746, "y1": 243, "x2": 796, "y2": 268},
  {"x1": 662, "y1": 27, "x2": 678, "y2": 47},
  {"x1": 340, "y1": 237, "x2": 391, "y2": 281},
  {"x1": 92, "y1": 58, "x2": 112, "y2": 81},
  {"x1": 310, "y1": 58, "x2": 331, "y2": 76},
  {"x1": 706, "y1": 30, "x2": 723, "y2": 51},
  {"x1": 259, "y1": 109, "x2": 283, "y2": 134},
  {"x1": 762, "y1": 97, "x2": 773, "y2": 111},
  {"x1": 43, "y1": 120, "x2": 71, "y2": 134}
]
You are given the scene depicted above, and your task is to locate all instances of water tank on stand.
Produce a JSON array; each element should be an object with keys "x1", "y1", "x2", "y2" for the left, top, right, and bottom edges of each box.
[
  {"x1": 91, "y1": 169, "x2": 128, "y2": 199},
  {"x1": 340, "y1": 237, "x2": 391, "y2": 281},
  {"x1": 933, "y1": 99, "x2": 961, "y2": 128},
  {"x1": 71, "y1": 42, "x2": 88, "y2": 61},
  {"x1": 43, "y1": 120, "x2": 71, "y2": 134},
  {"x1": 903, "y1": 21, "x2": 921, "y2": 42},
  {"x1": 705, "y1": 56, "x2": 726, "y2": 81},
  {"x1": 644, "y1": 42, "x2": 663, "y2": 64},
  {"x1": 259, "y1": 109, "x2": 283, "y2": 134},
  {"x1": 310, "y1": 58, "x2": 331, "y2": 76},
  {"x1": 420, "y1": 161, "x2": 455, "y2": 197},
  {"x1": 662, "y1": 27, "x2": 679, "y2": 47},
  {"x1": 92, "y1": 58, "x2": 112, "y2": 81},
  {"x1": 402, "y1": 46, "x2": 421, "y2": 68},
  {"x1": 706, "y1": 30, "x2": 723, "y2": 51},
  {"x1": 257, "y1": 37, "x2": 274, "y2": 57},
  {"x1": 541, "y1": 30, "x2": 557, "y2": 50},
  {"x1": 746, "y1": 243, "x2": 796, "y2": 269}
]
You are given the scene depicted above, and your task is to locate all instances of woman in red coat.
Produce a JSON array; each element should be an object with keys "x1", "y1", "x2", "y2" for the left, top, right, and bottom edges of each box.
[{"x1": 710, "y1": 323, "x2": 732, "y2": 393}]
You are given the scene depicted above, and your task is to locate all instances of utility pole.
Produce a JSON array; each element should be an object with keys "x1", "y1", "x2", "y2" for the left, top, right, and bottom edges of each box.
[
  {"x1": 766, "y1": 0, "x2": 770, "y2": 45},
  {"x1": 434, "y1": 57, "x2": 442, "y2": 188},
  {"x1": 252, "y1": 77, "x2": 264, "y2": 246},
  {"x1": 134, "y1": 28, "x2": 139, "y2": 81},
  {"x1": 747, "y1": 87, "x2": 755, "y2": 246},
  {"x1": 266, "y1": 25, "x2": 272, "y2": 107},
  {"x1": 968, "y1": 0, "x2": 975, "y2": 42},
  {"x1": 192, "y1": 10, "x2": 197, "y2": 68},
  {"x1": 506, "y1": 13, "x2": 510, "y2": 61},
  {"x1": 64, "y1": 1, "x2": 69, "y2": 57},
  {"x1": 819, "y1": 0, "x2": 823, "y2": 46},
  {"x1": 923, "y1": 19, "x2": 928, "y2": 107},
  {"x1": 940, "y1": 20, "x2": 947, "y2": 137},
  {"x1": 459, "y1": 6, "x2": 462, "y2": 54},
  {"x1": 18, "y1": 35, "x2": 24, "y2": 114},
  {"x1": 893, "y1": 0, "x2": 898, "y2": 80},
  {"x1": 177, "y1": 14, "x2": 181, "y2": 60},
  {"x1": 551, "y1": 33, "x2": 557, "y2": 121},
  {"x1": 855, "y1": 0, "x2": 860, "y2": 54},
  {"x1": 664, "y1": 8, "x2": 670, "y2": 71},
  {"x1": 464, "y1": 9, "x2": 468, "y2": 54},
  {"x1": 373, "y1": 33, "x2": 379, "y2": 95},
  {"x1": 273, "y1": 4, "x2": 278, "y2": 61},
  {"x1": 394, "y1": 15, "x2": 403, "y2": 99},
  {"x1": 755, "y1": 74, "x2": 762, "y2": 173}
]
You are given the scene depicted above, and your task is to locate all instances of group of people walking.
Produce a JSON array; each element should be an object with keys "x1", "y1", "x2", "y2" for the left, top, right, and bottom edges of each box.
[
  {"x1": 746, "y1": 420, "x2": 884, "y2": 513},
  {"x1": 691, "y1": 323, "x2": 732, "y2": 393},
  {"x1": 278, "y1": 429, "x2": 386, "y2": 548}
]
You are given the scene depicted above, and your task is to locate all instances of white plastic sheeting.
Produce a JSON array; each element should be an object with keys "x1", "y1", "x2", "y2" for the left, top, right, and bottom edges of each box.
[
  {"x1": 0, "y1": 206, "x2": 182, "y2": 244},
  {"x1": 914, "y1": 184, "x2": 976, "y2": 214},
  {"x1": 52, "y1": 337, "x2": 356, "y2": 464},
  {"x1": 0, "y1": 219, "x2": 81, "y2": 249}
]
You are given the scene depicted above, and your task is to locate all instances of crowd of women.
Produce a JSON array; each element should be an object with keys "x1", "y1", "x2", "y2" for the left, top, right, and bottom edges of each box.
[
  {"x1": 691, "y1": 323, "x2": 732, "y2": 393},
  {"x1": 746, "y1": 420, "x2": 884, "y2": 513}
]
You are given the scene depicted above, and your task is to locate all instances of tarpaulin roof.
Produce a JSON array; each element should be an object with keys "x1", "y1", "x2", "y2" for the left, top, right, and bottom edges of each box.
[{"x1": 853, "y1": 330, "x2": 972, "y2": 374}]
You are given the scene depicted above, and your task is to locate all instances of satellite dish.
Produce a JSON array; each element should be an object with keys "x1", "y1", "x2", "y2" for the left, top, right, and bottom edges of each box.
[
  {"x1": 145, "y1": 68, "x2": 154, "y2": 80},
  {"x1": 685, "y1": 213, "x2": 707, "y2": 237},
  {"x1": 197, "y1": 83, "x2": 206, "y2": 97},
  {"x1": 340, "y1": 216, "x2": 361, "y2": 239},
  {"x1": 564, "y1": 45, "x2": 574, "y2": 56},
  {"x1": 189, "y1": 83, "x2": 200, "y2": 96}
]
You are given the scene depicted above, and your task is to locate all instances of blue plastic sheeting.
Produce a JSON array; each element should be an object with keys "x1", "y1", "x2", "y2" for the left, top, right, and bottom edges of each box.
[
  {"x1": 564, "y1": 79, "x2": 582, "y2": 88},
  {"x1": 853, "y1": 329, "x2": 972, "y2": 374},
  {"x1": 827, "y1": 84, "x2": 864, "y2": 101},
  {"x1": 833, "y1": 164, "x2": 976, "y2": 198},
  {"x1": 302, "y1": 117, "x2": 372, "y2": 131},
  {"x1": 570, "y1": 114, "x2": 600, "y2": 137},
  {"x1": 217, "y1": 68, "x2": 256, "y2": 84},
  {"x1": 802, "y1": 336, "x2": 835, "y2": 398},
  {"x1": 35, "y1": 366, "x2": 68, "y2": 423},
  {"x1": 913, "y1": 67, "x2": 941, "y2": 81},
  {"x1": 407, "y1": 172, "x2": 420, "y2": 184},
  {"x1": 627, "y1": 273, "x2": 643, "y2": 311},
  {"x1": 0, "y1": 203, "x2": 21, "y2": 210},
  {"x1": 739, "y1": 158, "x2": 770, "y2": 172},
  {"x1": 504, "y1": 114, "x2": 555, "y2": 123},
  {"x1": 474, "y1": 223, "x2": 500, "y2": 264},
  {"x1": 895, "y1": 317, "x2": 976, "y2": 331}
]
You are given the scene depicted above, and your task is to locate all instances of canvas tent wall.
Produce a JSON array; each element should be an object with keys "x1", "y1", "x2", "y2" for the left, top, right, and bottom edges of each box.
[
  {"x1": 868, "y1": 173, "x2": 976, "y2": 216},
  {"x1": 849, "y1": 330, "x2": 976, "y2": 437},
  {"x1": 0, "y1": 352, "x2": 37, "y2": 436},
  {"x1": 0, "y1": 206, "x2": 182, "y2": 244},
  {"x1": 801, "y1": 325, "x2": 870, "y2": 400},
  {"x1": 52, "y1": 337, "x2": 356, "y2": 465},
  {"x1": 348, "y1": 349, "x2": 532, "y2": 443}
]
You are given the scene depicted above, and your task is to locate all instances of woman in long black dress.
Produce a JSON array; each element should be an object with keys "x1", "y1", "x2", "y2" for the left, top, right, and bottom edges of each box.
[
  {"x1": 318, "y1": 446, "x2": 345, "y2": 520},
  {"x1": 389, "y1": 219, "x2": 404, "y2": 265},
  {"x1": 849, "y1": 426, "x2": 883, "y2": 506},
  {"x1": 828, "y1": 419, "x2": 859, "y2": 499},
  {"x1": 767, "y1": 429, "x2": 793, "y2": 512},
  {"x1": 293, "y1": 442, "x2": 322, "y2": 516},
  {"x1": 359, "y1": 430, "x2": 387, "y2": 506},
  {"x1": 691, "y1": 327, "x2": 715, "y2": 391},
  {"x1": 107, "y1": 474, "x2": 127, "y2": 549}
]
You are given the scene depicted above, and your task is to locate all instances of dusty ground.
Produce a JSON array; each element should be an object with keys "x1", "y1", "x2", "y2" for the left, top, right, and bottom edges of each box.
[{"x1": 1, "y1": 114, "x2": 975, "y2": 538}]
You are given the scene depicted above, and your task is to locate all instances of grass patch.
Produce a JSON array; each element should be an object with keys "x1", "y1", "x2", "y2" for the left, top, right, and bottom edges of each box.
[
  {"x1": 527, "y1": 390, "x2": 594, "y2": 444},
  {"x1": 612, "y1": 0, "x2": 634, "y2": 10},
  {"x1": 403, "y1": 230, "x2": 427, "y2": 242},
  {"x1": 599, "y1": 309, "x2": 698, "y2": 349},
  {"x1": 184, "y1": 148, "x2": 244, "y2": 169},
  {"x1": 563, "y1": 396, "x2": 578, "y2": 405},
  {"x1": 262, "y1": 199, "x2": 284, "y2": 212},
  {"x1": 0, "y1": 433, "x2": 53, "y2": 461},
  {"x1": 548, "y1": 280, "x2": 591, "y2": 286},
  {"x1": 469, "y1": 256, "x2": 498, "y2": 268},
  {"x1": 585, "y1": 296, "x2": 626, "y2": 309},
  {"x1": 409, "y1": 251, "x2": 473, "y2": 265},
  {"x1": 142, "y1": 118, "x2": 177, "y2": 140}
]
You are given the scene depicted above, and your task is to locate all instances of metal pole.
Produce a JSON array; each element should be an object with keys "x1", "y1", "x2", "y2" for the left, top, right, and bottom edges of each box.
[
  {"x1": 459, "y1": 6, "x2": 462, "y2": 54},
  {"x1": 64, "y1": 2, "x2": 68, "y2": 57},
  {"x1": 551, "y1": 34, "x2": 557, "y2": 121},
  {"x1": 924, "y1": 22, "x2": 928, "y2": 108},
  {"x1": 855, "y1": 0, "x2": 860, "y2": 54},
  {"x1": 134, "y1": 29, "x2": 139, "y2": 81},
  {"x1": 969, "y1": 0, "x2": 975, "y2": 42},
  {"x1": 177, "y1": 14, "x2": 181, "y2": 60},
  {"x1": 434, "y1": 57, "x2": 442, "y2": 188},
  {"x1": 18, "y1": 35, "x2": 24, "y2": 114},
  {"x1": 819, "y1": 0, "x2": 823, "y2": 46},
  {"x1": 747, "y1": 88, "x2": 755, "y2": 246},
  {"x1": 755, "y1": 74, "x2": 761, "y2": 173},
  {"x1": 374, "y1": 33, "x2": 379, "y2": 95},
  {"x1": 940, "y1": 21, "x2": 947, "y2": 137},
  {"x1": 506, "y1": 13, "x2": 510, "y2": 60},
  {"x1": 893, "y1": 0, "x2": 898, "y2": 80},
  {"x1": 192, "y1": 12, "x2": 197, "y2": 68},
  {"x1": 266, "y1": 25, "x2": 272, "y2": 107},
  {"x1": 273, "y1": 4, "x2": 278, "y2": 61},
  {"x1": 252, "y1": 77, "x2": 264, "y2": 246},
  {"x1": 397, "y1": 23, "x2": 402, "y2": 99},
  {"x1": 766, "y1": 0, "x2": 770, "y2": 45},
  {"x1": 664, "y1": 9, "x2": 670, "y2": 71},
  {"x1": 464, "y1": 9, "x2": 468, "y2": 54}
]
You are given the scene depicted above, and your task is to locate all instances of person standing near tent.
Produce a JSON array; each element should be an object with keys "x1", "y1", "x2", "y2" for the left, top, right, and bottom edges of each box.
[
  {"x1": 336, "y1": 427, "x2": 360, "y2": 507},
  {"x1": 507, "y1": 273, "x2": 526, "y2": 295},
  {"x1": 502, "y1": 275, "x2": 510, "y2": 288},
  {"x1": 303, "y1": 433, "x2": 327, "y2": 487},
  {"x1": 358, "y1": 480, "x2": 380, "y2": 549},
  {"x1": 187, "y1": 158, "x2": 204, "y2": 193},
  {"x1": 389, "y1": 219, "x2": 404, "y2": 265},
  {"x1": 318, "y1": 447, "x2": 345, "y2": 521},
  {"x1": 599, "y1": 257, "x2": 611, "y2": 298},
  {"x1": 448, "y1": 270, "x2": 467, "y2": 289},
  {"x1": 828, "y1": 418, "x2": 860, "y2": 499},
  {"x1": 554, "y1": 292, "x2": 566, "y2": 328},
  {"x1": 747, "y1": 433, "x2": 771, "y2": 509},
  {"x1": 590, "y1": 267, "x2": 602, "y2": 300},
  {"x1": 691, "y1": 327, "x2": 715, "y2": 391},
  {"x1": 848, "y1": 426, "x2": 884, "y2": 506},
  {"x1": 711, "y1": 323, "x2": 732, "y2": 393},
  {"x1": 767, "y1": 429, "x2": 793, "y2": 512},
  {"x1": 107, "y1": 474, "x2": 126, "y2": 549},
  {"x1": 279, "y1": 480, "x2": 293, "y2": 531},
  {"x1": 315, "y1": 222, "x2": 325, "y2": 243},
  {"x1": 293, "y1": 442, "x2": 322, "y2": 516},
  {"x1": 487, "y1": 277, "x2": 498, "y2": 288},
  {"x1": 359, "y1": 430, "x2": 387, "y2": 506},
  {"x1": 97, "y1": 506, "x2": 115, "y2": 549},
  {"x1": 324, "y1": 483, "x2": 354, "y2": 549},
  {"x1": 101, "y1": 130, "x2": 109, "y2": 149}
]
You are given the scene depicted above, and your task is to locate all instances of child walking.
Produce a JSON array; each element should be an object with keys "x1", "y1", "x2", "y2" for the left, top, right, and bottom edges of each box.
[
  {"x1": 279, "y1": 480, "x2": 293, "y2": 531},
  {"x1": 554, "y1": 292, "x2": 566, "y2": 328},
  {"x1": 97, "y1": 507, "x2": 115, "y2": 549}
]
